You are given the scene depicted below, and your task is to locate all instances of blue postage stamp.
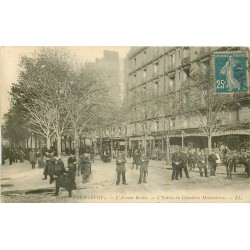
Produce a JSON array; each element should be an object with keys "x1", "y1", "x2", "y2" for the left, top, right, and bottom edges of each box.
[{"x1": 214, "y1": 52, "x2": 248, "y2": 94}]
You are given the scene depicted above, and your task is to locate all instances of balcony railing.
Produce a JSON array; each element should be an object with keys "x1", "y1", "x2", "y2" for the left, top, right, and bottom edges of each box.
[
  {"x1": 152, "y1": 72, "x2": 159, "y2": 79},
  {"x1": 168, "y1": 64, "x2": 175, "y2": 71},
  {"x1": 200, "y1": 47, "x2": 211, "y2": 56},
  {"x1": 181, "y1": 56, "x2": 190, "y2": 65}
]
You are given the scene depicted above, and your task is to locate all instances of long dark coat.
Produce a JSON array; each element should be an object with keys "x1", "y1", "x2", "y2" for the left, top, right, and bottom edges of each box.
[
  {"x1": 48, "y1": 158, "x2": 56, "y2": 176},
  {"x1": 139, "y1": 156, "x2": 149, "y2": 172},
  {"x1": 80, "y1": 155, "x2": 91, "y2": 176},
  {"x1": 55, "y1": 159, "x2": 66, "y2": 188},
  {"x1": 29, "y1": 151, "x2": 37, "y2": 163},
  {"x1": 116, "y1": 155, "x2": 126, "y2": 173},
  {"x1": 65, "y1": 165, "x2": 76, "y2": 191}
]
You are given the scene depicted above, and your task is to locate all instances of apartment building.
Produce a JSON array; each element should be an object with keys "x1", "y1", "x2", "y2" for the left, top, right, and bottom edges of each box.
[{"x1": 125, "y1": 47, "x2": 250, "y2": 155}]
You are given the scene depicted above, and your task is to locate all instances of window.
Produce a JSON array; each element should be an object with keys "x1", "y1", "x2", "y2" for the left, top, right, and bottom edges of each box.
[
  {"x1": 154, "y1": 81, "x2": 159, "y2": 92},
  {"x1": 169, "y1": 77, "x2": 175, "y2": 91},
  {"x1": 183, "y1": 72, "x2": 187, "y2": 82},
  {"x1": 143, "y1": 68, "x2": 147, "y2": 78},
  {"x1": 134, "y1": 58, "x2": 136, "y2": 66},
  {"x1": 143, "y1": 50, "x2": 147, "y2": 61},
  {"x1": 154, "y1": 62, "x2": 159, "y2": 73},
  {"x1": 183, "y1": 48, "x2": 190, "y2": 57},
  {"x1": 133, "y1": 74, "x2": 136, "y2": 88},
  {"x1": 170, "y1": 53, "x2": 175, "y2": 67},
  {"x1": 171, "y1": 118, "x2": 176, "y2": 128}
]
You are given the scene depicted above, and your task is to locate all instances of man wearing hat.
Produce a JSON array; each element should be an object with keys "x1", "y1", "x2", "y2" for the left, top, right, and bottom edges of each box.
[
  {"x1": 138, "y1": 154, "x2": 149, "y2": 184},
  {"x1": 116, "y1": 152, "x2": 128, "y2": 185}
]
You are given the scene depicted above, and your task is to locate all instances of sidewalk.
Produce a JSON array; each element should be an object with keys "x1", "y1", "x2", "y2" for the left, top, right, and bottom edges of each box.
[{"x1": 1, "y1": 156, "x2": 167, "y2": 195}]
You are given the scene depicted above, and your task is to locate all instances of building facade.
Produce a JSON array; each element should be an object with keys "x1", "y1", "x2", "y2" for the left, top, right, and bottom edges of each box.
[
  {"x1": 125, "y1": 47, "x2": 250, "y2": 157},
  {"x1": 96, "y1": 50, "x2": 125, "y2": 105}
]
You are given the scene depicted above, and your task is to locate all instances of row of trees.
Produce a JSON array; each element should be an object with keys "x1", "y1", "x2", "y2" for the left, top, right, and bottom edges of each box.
[
  {"x1": 3, "y1": 47, "x2": 249, "y2": 162},
  {"x1": 3, "y1": 47, "x2": 117, "y2": 162}
]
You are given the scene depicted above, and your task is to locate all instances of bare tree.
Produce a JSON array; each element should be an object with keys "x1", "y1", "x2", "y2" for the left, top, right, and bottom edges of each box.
[{"x1": 10, "y1": 47, "x2": 73, "y2": 155}]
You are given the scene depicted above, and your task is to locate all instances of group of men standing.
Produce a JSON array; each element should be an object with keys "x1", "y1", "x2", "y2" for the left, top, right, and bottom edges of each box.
[
  {"x1": 172, "y1": 147, "x2": 220, "y2": 180},
  {"x1": 115, "y1": 150, "x2": 149, "y2": 185}
]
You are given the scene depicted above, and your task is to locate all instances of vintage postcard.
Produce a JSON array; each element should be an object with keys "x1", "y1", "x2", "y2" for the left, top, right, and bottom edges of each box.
[{"x1": 1, "y1": 46, "x2": 250, "y2": 203}]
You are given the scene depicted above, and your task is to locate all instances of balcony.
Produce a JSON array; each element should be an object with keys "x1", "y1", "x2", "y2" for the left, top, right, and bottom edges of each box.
[
  {"x1": 152, "y1": 72, "x2": 159, "y2": 79},
  {"x1": 181, "y1": 56, "x2": 190, "y2": 65},
  {"x1": 199, "y1": 47, "x2": 211, "y2": 56},
  {"x1": 168, "y1": 64, "x2": 175, "y2": 72}
]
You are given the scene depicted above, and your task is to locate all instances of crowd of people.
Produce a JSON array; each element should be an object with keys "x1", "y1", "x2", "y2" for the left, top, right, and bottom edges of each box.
[{"x1": 2, "y1": 143, "x2": 241, "y2": 198}]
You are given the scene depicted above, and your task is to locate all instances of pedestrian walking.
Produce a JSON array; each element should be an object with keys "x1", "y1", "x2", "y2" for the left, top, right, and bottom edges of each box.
[
  {"x1": 188, "y1": 149, "x2": 198, "y2": 171},
  {"x1": 197, "y1": 150, "x2": 208, "y2": 177},
  {"x1": 42, "y1": 153, "x2": 50, "y2": 180},
  {"x1": 171, "y1": 149, "x2": 182, "y2": 181},
  {"x1": 29, "y1": 149, "x2": 37, "y2": 169},
  {"x1": 90, "y1": 147, "x2": 95, "y2": 163},
  {"x1": 138, "y1": 154, "x2": 149, "y2": 184},
  {"x1": 18, "y1": 149, "x2": 25, "y2": 163},
  {"x1": 47, "y1": 153, "x2": 56, "y2": 184},
  {"x1": 54, "y1": 157, "x2": 66, "y2": 196},
  {"x1": 9, "y1": 148, "x2": 14, "y2": 165},
  {"x1": 80, "y1": 153, "x2": 92, "y2": 183},
  {"x1": 14, "y1": 149, "x2": 19, "y2": 163},
  {"x1": 65, "y1": 162, "x2": 77, "y2": 197},
  {"x1": 132, "y1": 148, "x2": 140, "y2": 170},
  {"x1": 208, "y1": 150, "x2": 218, "y2": 176},
  {"x1": 68, "y1": 155, "x2": 77, "y2": 189},
  {"x1": 37, "y1": 149, "x2": 45, "y2": 168},
  {"x1": 116, "y1": 152, "x2": 128, "y2": 185}
]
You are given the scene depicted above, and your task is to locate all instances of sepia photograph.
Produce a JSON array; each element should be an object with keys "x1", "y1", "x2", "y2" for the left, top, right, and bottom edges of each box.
[{"x1": 1, "y1": 46, "x2": 249, "y2": 203}]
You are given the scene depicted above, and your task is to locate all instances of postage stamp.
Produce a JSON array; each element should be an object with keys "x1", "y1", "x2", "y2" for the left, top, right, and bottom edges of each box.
[{"x1": 214, "y1": 52, "x2": 248, "y2": 94}]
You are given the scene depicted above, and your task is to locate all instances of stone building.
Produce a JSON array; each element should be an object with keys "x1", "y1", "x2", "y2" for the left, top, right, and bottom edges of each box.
[{"x1": 124, "y1": 47, "x2": 250, "y2": 157}]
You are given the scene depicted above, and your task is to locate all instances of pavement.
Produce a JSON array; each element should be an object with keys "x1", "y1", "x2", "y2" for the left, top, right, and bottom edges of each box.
[{"x1": 1, "y1": 156, "x2": 250, "y2": 203}]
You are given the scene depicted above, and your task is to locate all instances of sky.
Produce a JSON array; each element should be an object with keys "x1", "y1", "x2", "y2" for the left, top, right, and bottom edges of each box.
[{"x1": 0, "y1": 46, "x2": 130, "y2": 118}]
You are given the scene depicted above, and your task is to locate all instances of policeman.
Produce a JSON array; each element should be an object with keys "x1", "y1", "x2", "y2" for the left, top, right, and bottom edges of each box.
[
  {"x1": 116, "y1": 152, "x2": 128, "y2": 185},
  {"x1": 138, "y1": 154, "x2": 149, "y2": 184},
  {"x1": 179, "y1": 150, "x2": 191, "y2": 179},
  {"x1": 171, "y1": 149, "x2": 181, "y2": 181}
]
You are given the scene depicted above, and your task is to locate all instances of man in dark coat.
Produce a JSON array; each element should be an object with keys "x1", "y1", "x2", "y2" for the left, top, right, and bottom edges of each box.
[
  {"x1": 197, "y1": 150, "x2": 208, "y2": 177},
  {"x1": 29, "y1": 149, "x2": 37, "y2": 169},
  {"x1": 116, "y1": 152, "x2": 128, "y2": 185},
  {"x1": 65, "y1": 164, "x2": 77, "y2": 197},
  {"x1": 42, "y1": 152, "x2": 50, "y2": 180},
  {"x1": 132, "y1": 149, "x2": 140, "y2": 170},
  {"x1": 171, "y1": 149, "x2": 182, "y2": 181},
  {"x1": 47, "y1": 154, "x2": 56, "y2": 184},
  {"x1": 90, "y1": 148, "x2": 95, "y2": 163},
  {"x1": 208, "y1": 150, "x2": 218, "y2": 176},
  {"x1": 9, "y1": 148, "x2": 14, "y2": 165},
  {"x1": 80, "y1": 153, "x2": 92, "y2": 183},
  {"x1": 138, "y1": 154, "x2": 149, "y2": 184},
  {"x1": 54, "y1": 158, "x2": 66, "y2": 196},
  {"x1": 179, "y1": 150, "x2": 191, "y2": 179},
  {"x1": 67, "y1": 155, "x2": 77, "y2": 190},
  {"x1": 188, "y1": 149, "x2": 198, "y2": 171},
  {"x1": 68, "y1": 154, "x2": 76, "y2": 166}
]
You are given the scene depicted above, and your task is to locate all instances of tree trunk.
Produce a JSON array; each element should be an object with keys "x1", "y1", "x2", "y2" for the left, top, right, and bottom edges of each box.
[
  {"x1": 111, "y1": 137, "x2": 113, "y2": 160},
  {"x1": 165, "y1": 137, "x2": 170, "y2": 165},
  {"x1": 57, "y1": 134, "x2": 61, "y2": 157},
  {"x1": 125, "y1": 138, "x2": 127, "y2": 158},
  {"x1": 46, "y1": 135, "x2": 51, "y2": 149},
  {"x1": 74, "y1": 133, "x2": 80, "y2": 164},
  {"x1": 208, "y1": 135, "x2": 212, "y2": 154}
]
